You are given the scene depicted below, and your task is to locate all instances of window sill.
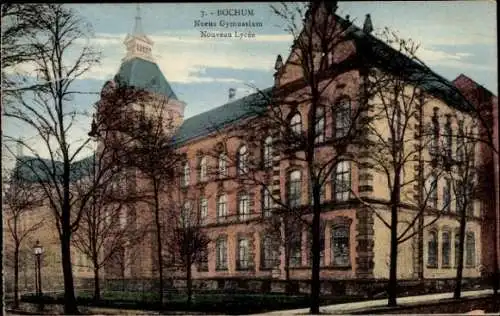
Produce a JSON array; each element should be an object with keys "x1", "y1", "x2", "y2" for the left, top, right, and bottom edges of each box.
[
  {"x1": 215, "y1": 267, "x2": 228, "y2": 271},
  {"x1": 441, "y1": 265, "x2": 452, "y2": 269},
  {"x1": 427, "y1": 265, "x2": 438, "y2": 269},
  {"x1": 328, "y1": 265, "x2": 351, "y2": 270},
  {"x1": 236, "y1": 267, "x2": 254, "y2": 272}
]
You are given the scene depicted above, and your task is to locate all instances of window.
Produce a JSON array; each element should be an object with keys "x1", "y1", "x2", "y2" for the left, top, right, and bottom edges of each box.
[
  {"x1": 238, "y1": 193, "x2": 250, "y2": 221},
  {"x1": 216, "y1": 237, "x2": 228, "y2": 270},
  {"x1": 443, "y1": 178, "x2": 451, "y2": 212},
  {"x1": 289, "y1": 231, "x2": 302, "y2": 267},
  {"x1": 262, "y1": 188, "x2": 273, "y2": 217},
  {"x1": 465, "y1": 232, "x2": 475, "y2": 267},
  {"x1": 445, "y1": 121, "x2": 452, "y2": 159},
  {"x1": 263, "y1": 136, "x2": 273, "y2": 168},
  {"x1": 261, "y1": 236, "x2": 277, "y2": 269},
  {"x1": 198, "y1": 244, "x2": 208, "y2": 271},
  {"x1": 290, "y1": 112, "x2": 302, "y2": 135},
  {"x1": 333, "y1": 161, "x2": 351, "y2": 201},
  {"x1": 442, "y1": 231, "x2": 451, "y2": 267},
  {"x1": 331, "y1": 224, "x2": 350, "y2": 267},
  {"x1": 315, "y1": 106, "x2": 325, "y2": 143},
  {"x1": 454, "y1": 233, "x2": 461, "y2": 267},
  {"x1": 237, "y1": 238, "x2": 250, "y2": 270},
  {"x1": 334, "y1": 97, "x2": 351, "y2": 138},
  {"x1": 199, "y1": 156, "x2": 208, "y2": 182},
  {"x1": 456, "y1": 120, "x2": 465, "y2": 162},
  {"x1": 180, "y1": 202, "x2": 191, "y2": 227},
  {"x1": 218, "y1": 152, "x2": 227, "y2": 178},
  {"x1": 287, "y1": 170, "x2": 302, "y2": 208},
  {"x1": 238, "y1": 145, "x2": 248, "y2": 175},
  {"x1": 425, "y1": 173, "x2": 438, "y2": 209},
  {"x1": 430, "y1": 114, "x2": 439, "y2": 156},
  {"x1": 182, "y1": 162, "x2": 190, "y2": 187},
  {"x1": 216, "y1": 194, "x2": 227, "y2": 222},
  {"x1": 427, "y1": 230, "x2": 438, "y2": 268},
  {"x1": 308, "y1": 222, "x2": 325, "y2": 266},
  {"x1": 199, "y1": 197, "x2": 208, "y2": 224}
]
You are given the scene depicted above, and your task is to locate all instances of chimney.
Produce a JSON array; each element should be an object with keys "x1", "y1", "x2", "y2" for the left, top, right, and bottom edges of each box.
[
  {"x1": 274, "y1": 54, "x2": 283, "y2": 71},
  {"x1": 363, "y1": 14, "x2": 373, "y2": 34},
  {"x1": 228, "y1": 88, "x2": 236, "y2": 101}
]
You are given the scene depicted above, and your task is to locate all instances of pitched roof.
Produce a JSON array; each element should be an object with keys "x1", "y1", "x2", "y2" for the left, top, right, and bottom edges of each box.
[
  {"x1": 12, "y1": 155, "x2": 95, "y2": 183},
  {"x1": 172, "y1": 88, "x2": 272, "y2": 146},
  {"x1": 114, "y1": 57, "x2": 178, "y2": 100}
]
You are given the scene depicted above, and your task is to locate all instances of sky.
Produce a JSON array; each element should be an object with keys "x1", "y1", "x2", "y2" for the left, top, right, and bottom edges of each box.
[{"x1": 2, "y1": 1, "x2": 497, "y2": 170}]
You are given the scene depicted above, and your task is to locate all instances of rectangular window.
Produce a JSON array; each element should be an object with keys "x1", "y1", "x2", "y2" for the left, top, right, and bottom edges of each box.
[
  {"x1": 445, "y1": 122, "x2": 452, "y2": 159},
  {"x1": 333, "y1": 161, "x2": 351, "y2": 201},
  {"x1": 216, "y1": 195, "x2": 227, "y2": 222},
  {"x1": 442, "y1": 231, "x2": 451, "y2": 267},
  {"x1": 454, "y1": 233, "x2": 461, "y2": 267},
  {"x1": 199, "y1": 197, "x2": 208, "y2": 225},
  {"x1": 216, "y1": 238, "x2": 228, "y2": 270},
  {"x1": 261, "y1": 236, "x2": 277, "y2": 269},
  {"x1": 331, "y1": 225, "x2": 350, "y2": 267},
  {"x1": 335, "y1": 98, "x2": 351, "y2": 139},
  {"x1": 289, "y1": 232, "x2": 302, "y2": 267},
  {"x1": 237, "y1": 238, "x2": 250, "y2": 270},
  {"x1": 427, "y1": 231, "x2": 438, "y2": 268},
  {"x1": 218, "y1": 153, "x2": 227, "y2": 178},
  {"x1": 315, "y1": 107, "x2": 325, "y2": 143},
  {"x1": 262, "y1": 189, "x2": 273, "y2": 217},
  {"x1": 198, "y1": 244, "x2": 208, "y2": 272},
  {"x1": 426, "y1": 174, "x2": 438, "y2": 209},
  {"x1": 465, "y1": 232, "x2": 476, "y2": 267},
  {"x1": 238, "y1": 193, "x2": 250, "y2": 221},
  {"x1": 443, "y1": 178, "x2": 451, "y2": 212},
  {"x1": 288, "y1": 170, "x2": 302, "y2": 208}
]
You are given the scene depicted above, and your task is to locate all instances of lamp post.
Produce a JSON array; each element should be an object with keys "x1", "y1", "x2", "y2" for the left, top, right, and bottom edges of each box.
[{"x1": 33, "y1": 240, "x2": 43, "y2": 296}]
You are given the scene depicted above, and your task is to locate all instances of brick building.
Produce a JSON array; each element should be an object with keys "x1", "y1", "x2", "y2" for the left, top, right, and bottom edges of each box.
[{"x1": 4, "y1": 3, "x2": 498, "y2": 294}]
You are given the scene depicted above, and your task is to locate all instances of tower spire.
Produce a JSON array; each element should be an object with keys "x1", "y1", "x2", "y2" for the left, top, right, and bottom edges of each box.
[{"x1": 133, "y1": 4, "x2": 144, "y2": 36}]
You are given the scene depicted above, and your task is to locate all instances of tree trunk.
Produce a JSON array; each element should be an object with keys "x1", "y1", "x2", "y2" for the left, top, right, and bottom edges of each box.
[
  {"x1": 387, "y1": 172, "x2": 401, "y2": 307},
  {"x1": 492, "y1": 218, "x2": 499, "y2": 295},
  {"x1": 61, "y1": 233, "x2": 79, "y2": 314},
  {"x1": 454, "y1": 205, "x2": 467, "y2": 299},
  {"x1": 186, "y1": 257, "x2": 192, "y2": 306},
  {"x1": 283, "y1": 218, "x2": 291, "y2": 293},
  {"x1": 153, "y1": 187, "x2": 164, "y2": 306},
  {"x1": 310, "y1": 187, "x2": 321, "y2": 314},
  {"x1": 93, "y1": 266, "x2": 100, "y2": 301},
  {"x1": 14, "y1": 247, "x2": 19, "y2": 308}
]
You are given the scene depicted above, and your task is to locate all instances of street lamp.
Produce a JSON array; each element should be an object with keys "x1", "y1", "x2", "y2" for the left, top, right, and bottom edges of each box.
[{"x1": 33, "y1": 240, "x2": 43, "y2": 296}]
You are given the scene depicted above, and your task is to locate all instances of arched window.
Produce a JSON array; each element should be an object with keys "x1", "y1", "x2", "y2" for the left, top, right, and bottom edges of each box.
[
  {"x1": 287, "y1": 170, "x2": 302, "y2": 208},
  {"x1": 238, "y1": 193, "x2": 250, "y2": 221},
  {"x1": 182, "y1": 162, "x2": 190, "y2": 187},
  {"x1": 331, "y1": 223, "x2": 350, "y2": 267},
  {"x1": 290, "y1": 112, "x2": 302, "y2": 135},
  {"x1": 263, "y1": 136, "x2": 273, "y2": 168},
  {"x1": 427, "y1": 230, "x2": 438, "y2": 268},
  {"x1": 334, "y1": 97, "x2": 351, "y2": 138},
  {"x1": 216, "y1": 194, "x2": 227, "y2": 222},
  {"x1": 465, "y1": 232, "x2": 476, "y2": 267},
  {"x1": 442, "y1": 231, "x2": 451, "y2": 267},
  {"x1": 333, "y1": 161, "x2": 351, "y2": 201},
  {"x1": 199, "y1": 156, "x2": 208, "y2": 182},
  {"x1": 218, "y1": 152, "x2": 227, "y2": 177},
  {"x1": 315, "y1": 106, "x2": 325, "y2": 143},
  {"x1": 238, "y1": 145, "x2": 248, "y2": 174}
]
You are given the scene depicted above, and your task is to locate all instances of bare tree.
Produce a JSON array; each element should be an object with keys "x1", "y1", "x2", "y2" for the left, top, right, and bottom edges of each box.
[
  {"x1": 109, "y1": 91, "x2": 184, "y2": 306},
  {"x1": 164, "y1": 188, "x2": 210, "y2": 306},
  {"x1": 202, "y1": 2, "x2": 371, "y2": 313},
  {"x1": 2, "y1": 4, "x2": 101, "y2": 313},
  {"x1": 3, "y1": 165, "x2": 44, "y2": 308},
  {"x1": 71, "y1": 136, "x2": 145, "y2": 301},
  {"x1": 447, "y1": 117, "x2": 482, "y2": 299}
]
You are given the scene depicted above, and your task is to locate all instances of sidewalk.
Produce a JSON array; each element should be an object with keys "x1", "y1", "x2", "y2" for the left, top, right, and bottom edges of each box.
[{"x1": 250, "y1": 289, "x2": 494, "y2": 315}]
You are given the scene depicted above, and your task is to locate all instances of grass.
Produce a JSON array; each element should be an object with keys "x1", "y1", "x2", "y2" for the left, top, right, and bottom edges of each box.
[{"x1": 21, "y1": 291, "x2": 365, "y2": 314}]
